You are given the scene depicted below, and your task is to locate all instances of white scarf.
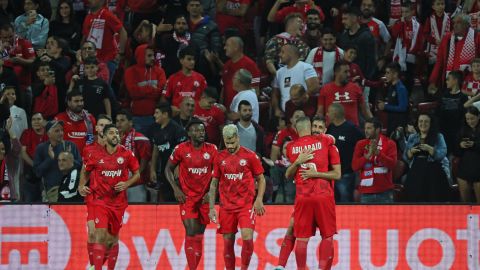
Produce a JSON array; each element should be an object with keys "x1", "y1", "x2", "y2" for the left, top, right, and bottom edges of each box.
[
  {"x1": 447, "y1": 28, "x2": 476, "y2": 75},
  {"x1": 428, "y1": 13, "x2": 450, "y2": 62},
  {"x1": 393, "y1": 17, "x2": 420, "y2": 71}
]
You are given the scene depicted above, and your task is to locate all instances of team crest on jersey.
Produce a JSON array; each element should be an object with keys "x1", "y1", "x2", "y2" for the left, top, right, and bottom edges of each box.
[
  {"x1": 117, "y1": 157, "x2": 124, "y2": 164},
  {"x1": 239, "y1": 159, "x2": 247, "y2": 166},
  {"x1": 95, "y1": 218, "x2": 99, "y2": 224},
  {"x1": 203, "y1": 153, "x2": 210, "y2": 160},
  {"x1": 194, "y1": 81, "x2": 199, "y2": 87},
  {"x1": 186, "y1": 153, "x2": 191, "y2": 158},
  {"x1": 181, "y1": 210, "x2": 186, "y2": 216},
  {"x1": 221, "y1": 161, "x2": 226, "y2": 166},
  {"x1": 99, "y1": 159, "x2": 104, "y2": 164}
]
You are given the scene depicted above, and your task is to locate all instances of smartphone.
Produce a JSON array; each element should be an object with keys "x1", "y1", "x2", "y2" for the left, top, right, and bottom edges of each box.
[{"x1": 48, "y1": 70, "x2": 55, "y2": 77}]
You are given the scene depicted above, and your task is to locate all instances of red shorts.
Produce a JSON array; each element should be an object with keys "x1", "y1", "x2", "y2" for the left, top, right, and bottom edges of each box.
[
  {"x1": 179, "y1": 199, "x2": 210, "y2": 225},
  {"x1": 218, "y1": 207, "x2": 256, "y2": 234},
  {"x1": 294, "y1": 195, "x2": 336, "y2": 238},
  {"x1": 90, "y1": 204, "x2": 125, "y2": 235}
]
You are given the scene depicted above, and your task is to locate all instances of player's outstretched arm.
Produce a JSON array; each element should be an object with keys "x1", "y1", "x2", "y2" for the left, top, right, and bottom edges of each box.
[
  {"x1": 208, "y1": 178, "x2": 219, "y2": 223},
  {"x1": 78, "y1": 166, "x2": 91, "y2": 196},
  {"x1": 254, "y1": 175, "x2": 266, "y2": 216},
  {"x1": 164, "y1": 160, "x2": 186, "y2": 203}
]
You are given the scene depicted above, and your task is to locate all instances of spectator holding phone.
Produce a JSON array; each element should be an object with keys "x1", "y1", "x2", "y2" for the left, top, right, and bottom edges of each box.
[
  {"x1": 455, "y1": 106, "x2": 480, "y2": 202},
  {"x1": 404, "y1": 113, "x2": 451, "y2": 202},
  {"x1": 14, "y1": 0, "x2": 49, "y2": 50}
]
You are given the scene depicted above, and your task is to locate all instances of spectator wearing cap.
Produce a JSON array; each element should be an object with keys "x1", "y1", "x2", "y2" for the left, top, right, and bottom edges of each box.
[
  {"x1": 54, "y1": 89, "x2": 96, "y2": 153},
  {"x1": 338, "y1": 7, "x2": 377, "y2": 80},
  {"x1": 33, "y1": 119, "x2": 81, "y2": 202},
  {"x1": 68, "y1": 57, "x2": 111, "y2": 119},
  {"x1": 194, "y1": 87, "x2": 226, "y2": 146},
  {"x1": 229, "y1": 69, "x2": 259, "y2": 123}
]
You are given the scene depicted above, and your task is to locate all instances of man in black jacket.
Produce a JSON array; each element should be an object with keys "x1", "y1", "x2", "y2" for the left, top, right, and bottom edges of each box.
[
  {"x1": 57, "y1": 151, "x2": 82, "y2": 202},
  {"x1": 337, "y1": 7, "x2": 376, "y2": 80}
]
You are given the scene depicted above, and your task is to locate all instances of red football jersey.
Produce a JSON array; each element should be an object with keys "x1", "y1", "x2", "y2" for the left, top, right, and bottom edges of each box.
[
  {"x1": 462, "y1": 73, "x2": 480, "y2": 96},
  {"x1": 319, "y1": 82, "x2": 364, "y2": 126},
  {"x1": 163, "y1": 71, "x2": 207, "y2": 107},
  {"x1": 213, "y1": 146, "x2": 264, "y2": 211},
  {"x1": 286, "y1": 134, "x2": 340, "y2": 198},
  {"x1": 20, "y1": 129, "x2": 48, "y2": 158},
  {"x1": 55, "y1": 112, "x2": 97, "y2": 153},
  {"x1": 193, "y1": 104, "x2": 225, "y2": 146},
  {"x1": 272, "y1": 127, "x2": 298, "y2": 148},
  {"x1": 82, "y1": 141, "x2": 104, "y2": 203},
  {"x1": 3, "y1": 37, "x2": 35, "y2": 88},
  {"x1": 85, "y1": 145, "x2": 139, "y2": 210},
  {"x1": 82, "y1": 7, "x2": 123, "y2": 62},
  {"x1": 169, "y1": 141, "x2": 218, "y2": 199},
  {"x1": 222, "y1": 55, "x2": 261, "y2": 109}
]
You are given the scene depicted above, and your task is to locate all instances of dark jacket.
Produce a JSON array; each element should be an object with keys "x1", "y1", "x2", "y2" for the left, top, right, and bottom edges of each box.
[
  {"x1": 58, "y1": 167, "x2": 82, "y2": 202},
  {"x1": 190, "y1": 16, "x2": 222, "y2": 54},
  {"x1": 338, "y1": 25, "x2": 377, "y2": 79}
]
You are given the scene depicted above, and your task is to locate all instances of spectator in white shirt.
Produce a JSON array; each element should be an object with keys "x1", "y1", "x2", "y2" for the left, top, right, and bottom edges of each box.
[
  {"x1": 229, "y1": 69, "x2": 259, "y2": 123},
  {"x1": 272, "y1": 44, "x2": 319, "y2": 118}
]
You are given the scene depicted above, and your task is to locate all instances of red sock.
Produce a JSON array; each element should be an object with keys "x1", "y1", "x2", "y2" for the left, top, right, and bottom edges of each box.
[
  {"x1": 107, "y1": 244, "x2": 119, "y2": 270},
  {"x1": 319, "y1": 236, "x2": 334, "y2": 270},
  {"x1": 223, "y1": 238, "x2": 235, "y2": 270},
  {"x1": 278, "y1": 235, "x2": 296, "y2": 267},
  {"x1": 92, "y1": 243, "x2": 107, "y2": 270},
  {"x1": 295, "y1": 240, "x2": 308, "y2": 270},
  {"x1": 193, "y1": 234, "x2": 204, "y2": 269},
  {"x1": 87, "y1": 242, "x2": 95, "y2": 266},
  {"x1": 185, "y1": 236, "x2": 196, "y2": 270},
  {"x1": 240, "y1": 239, "x2": 254, "y2": 270}
]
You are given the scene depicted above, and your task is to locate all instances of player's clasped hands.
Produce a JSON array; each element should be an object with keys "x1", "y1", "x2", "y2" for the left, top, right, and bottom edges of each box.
[
  {"x1": 78, "y1": 185, "x2": 91, "y2": 197},
  {"x1": 300, "y1": 166, "x2": 318, "y2": 180}
]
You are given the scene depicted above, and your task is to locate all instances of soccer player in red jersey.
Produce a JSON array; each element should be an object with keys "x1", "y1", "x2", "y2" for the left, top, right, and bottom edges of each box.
[
  {"x1": 285, "y1": 117, "x2": 341, "y2": 270},
  {"x1": 275, "y1": 116, "x2": 329, "y2": 269},
  {"x1": 81, "y1": 114, "x2": 112, "y2": 268},
  {"x1": 78, "y1": 124, "x2": 140, "y2": 270},
  {"x1": 164, "y1": 119, "x2": 218, "y2": 269},
  {"x1": 208, "y1": 124, "x2": 266, "y2": 270}
]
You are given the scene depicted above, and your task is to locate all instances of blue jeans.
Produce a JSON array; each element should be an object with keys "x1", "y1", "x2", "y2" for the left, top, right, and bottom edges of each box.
[
  {"x1": 335, "y1": 172, "x2": 356, "y2": 202},
  {"x1": 132, "y1": 116, "x2": 155, "y2": 135},
  {"x1": 360, "y1": 190, "x2": 394, "y2": 203}
]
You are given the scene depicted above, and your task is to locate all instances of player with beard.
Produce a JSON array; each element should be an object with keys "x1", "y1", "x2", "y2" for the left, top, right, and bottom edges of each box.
[
  {"x1": 208, "y1": 124, "x2": 266, "y2": 270},
  {"x1": 285, "y1": 117, "x2": 341, "y2": 270},
  {"x1": 164, "y1": 119, "x2": 217, "y2": 269},
  {"x1": 274, "y1": 116, "x2": 328, "y2": 270},
  {"x1": 78, "y1": 124, "x2": 139, "y2": 270},
  {"x1": 80, "y1": 114, "x2": 112, "y2": 269}
]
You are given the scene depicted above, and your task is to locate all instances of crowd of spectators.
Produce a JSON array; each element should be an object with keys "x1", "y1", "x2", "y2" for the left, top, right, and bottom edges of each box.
[{"x1": 1, "y1": 0, "x2": 480, "y2": 204}]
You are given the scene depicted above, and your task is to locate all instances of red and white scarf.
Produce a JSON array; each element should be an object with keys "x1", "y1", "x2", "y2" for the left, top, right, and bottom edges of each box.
[
  {"x1": 447, "y1": 28, "x2": 476, "y2": 75},
  {"x1": 123, "y1": 128, "x2": 136, "y2": 151},
  {"x1": 312, "y1": 47, "x2": 341, "y2": 82},
  {"x1": 393, "y1": 17, "x2": 420, "y2": 71},
  {"x1": 428, "y1": 13, "x2": 450, "y2": 62}
]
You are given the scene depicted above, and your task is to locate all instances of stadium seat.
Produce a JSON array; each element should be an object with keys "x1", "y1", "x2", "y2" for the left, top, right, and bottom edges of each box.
[{"x1": 417, "y1": 101, "x2": 438, "y2": 114}]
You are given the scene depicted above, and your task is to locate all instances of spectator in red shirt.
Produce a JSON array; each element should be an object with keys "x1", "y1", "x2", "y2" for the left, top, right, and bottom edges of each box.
[
  {"x1": 267, "y1": 0, "x2": 325, "y2": 24},
  {"x1": 317, "y1": 61, "x2": 373, "y2": 126},
  {"x1": 116, "y1": 109, "x2": 152, "y2": 203},
  {"x1": 352, "y1": 117, "x2": 397, "y2": 203},
  {"x1": 0, "y1": 23, "x2": 35, "y2": 96},
  {"x1": 82, "y1": 0, "x2": 127, "y2": 84},
  {"x1": 20, "y1": 112, "x2": 48, "y2": 202},
  {"x1": 162, "y1": 46, "x2": 207, "y2": 113},
  {"x1": 285, "y1": 84, "x2": 317, "y2": 122},
  {"x1": 270, "y1": 109, "x2": 305, "y2": 161},
  {"x1": 216, "y1": 0, "x2": 251, "y2": 35},
  {"x1": 124, "y1": 44, "x2": 166, "y2": 135},
  {"x1": 55, "y1": 89, "x2": 97, "y2": 153},
  {"x1": 194, "y1": 87, "x2": 226, "y2": 146},
  {"x1": 221, "y1": 36, "x2": 261, "y2": 109},
  {"x1": 463, "y1": 58, "x2": 480, "y2": 96}
]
